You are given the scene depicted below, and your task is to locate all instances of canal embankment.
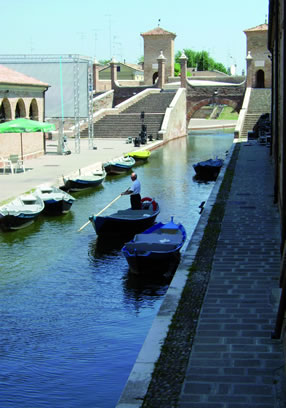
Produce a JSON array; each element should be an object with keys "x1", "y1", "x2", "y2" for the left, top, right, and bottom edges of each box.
[
  {"x1": 188, "y1": 118, "x2": 237, "y2": 130},
  {"x1": 0, "y1": 137, "x2": 164, "y2": 204}
]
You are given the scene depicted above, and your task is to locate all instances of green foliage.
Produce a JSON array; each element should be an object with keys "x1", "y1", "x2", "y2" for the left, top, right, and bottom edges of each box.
[
  {"x1": 174, "y1": 62, "x2": 180, "y2": 77},
  {"x1": 98, "y1": 59, "x2": 111, "y2": 65},
  {"x1": 175, "y1": 49, "x2": 228, "y2": 74},
  {"x1": 138, "y1": 55, "x2": 144, "y2": 64}
]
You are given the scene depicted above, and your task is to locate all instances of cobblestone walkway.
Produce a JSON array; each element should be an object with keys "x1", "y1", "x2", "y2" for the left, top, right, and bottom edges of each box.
[{"x1": 178, "y1": 142, "x2": 285, "y2": 408}]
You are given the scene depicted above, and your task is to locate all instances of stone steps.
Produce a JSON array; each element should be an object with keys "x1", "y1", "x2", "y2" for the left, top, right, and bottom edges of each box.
[
  {"x1": 241, "y1": 88, "x2": 271, "y2": 138},
  {"x1": 81, "y1": 91, "x2": 176, "y2": 139}
]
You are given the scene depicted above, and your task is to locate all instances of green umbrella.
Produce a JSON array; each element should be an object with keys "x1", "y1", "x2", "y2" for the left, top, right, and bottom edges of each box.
[{"x1": 0, "y1": 118, "x2": 56, "y2": 160}]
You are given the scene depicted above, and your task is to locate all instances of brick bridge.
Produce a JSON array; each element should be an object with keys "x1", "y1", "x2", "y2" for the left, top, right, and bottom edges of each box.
[{"x1": 186, "y1": 80, "x2": 246, "y2": 122}]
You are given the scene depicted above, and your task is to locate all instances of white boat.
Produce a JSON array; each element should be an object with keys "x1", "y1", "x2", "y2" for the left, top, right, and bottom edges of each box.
[
  {"x1": 103, "y1": 156, "x2": 135, "y2": 175},
  {"x1": 35, "y1": 184, "x2": 75, "y2": 215},
  {"x1": 63, "y1": 169, "x2": 106, "y2": 192},
  {"x1": 0, "y1": 194, "x2": 45, "y2": 231}
]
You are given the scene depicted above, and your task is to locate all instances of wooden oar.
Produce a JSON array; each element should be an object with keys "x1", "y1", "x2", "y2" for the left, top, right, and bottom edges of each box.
[{"x1": 77, "y1": 194, "x2": 122, "y2": 232}]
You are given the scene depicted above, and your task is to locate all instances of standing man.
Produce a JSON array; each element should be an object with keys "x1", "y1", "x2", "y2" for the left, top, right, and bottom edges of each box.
[{"x1": 121, "y1": 172, "x2": 141, "y2": 209}]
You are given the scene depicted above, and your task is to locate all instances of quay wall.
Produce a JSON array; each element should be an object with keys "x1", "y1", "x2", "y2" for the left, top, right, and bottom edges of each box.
[
  {"x1": 93, "y1": 90, "x2": 114, "y2": 111},
  {"x1": 158, "y1": 88, "x2": 187, "y2": 140}
]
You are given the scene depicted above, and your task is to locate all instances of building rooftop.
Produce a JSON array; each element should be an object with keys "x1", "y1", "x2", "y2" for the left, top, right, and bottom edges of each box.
[{"x1": 0, "y1": 64, "x2": 49, "y2": 87}]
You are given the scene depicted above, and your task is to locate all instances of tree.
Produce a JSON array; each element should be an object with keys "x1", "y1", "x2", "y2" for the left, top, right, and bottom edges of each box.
[
  {"x1": 98, "y1": 59, "x2": 111, "y2": 66},
  {"x1": 175, "y1": 49, "x2": 228, "y2": 74}
]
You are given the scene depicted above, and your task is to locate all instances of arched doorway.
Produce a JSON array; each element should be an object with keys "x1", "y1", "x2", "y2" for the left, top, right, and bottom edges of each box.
[
  {"x1": 29, "y1": 99, "x2": 39, "y2": 120},
  {"x1": 256, "y1": 70, "x2": 265, "y2": 88},
  {"x1": 15, "y1": 99, "x2": 26, "y2": 118},
  {"x1": 0, "y1": 98, "x2": 12, "y2": 122},
  {"x1": 152, "y1": 72, "x2": 158, "y2": 84}
]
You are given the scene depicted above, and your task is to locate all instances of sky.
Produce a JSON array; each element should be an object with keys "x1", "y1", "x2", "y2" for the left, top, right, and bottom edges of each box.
[{"x1": 1, "y1": 0, "x2": 269, "y2": 75}]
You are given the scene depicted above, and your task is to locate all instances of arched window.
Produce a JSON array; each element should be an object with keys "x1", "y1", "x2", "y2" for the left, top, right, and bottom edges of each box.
[
  {"x1": 29, "y1": 99, "x2": 39, "y2": 120},
  {"x1": 15, "y1": 99, "x2": 26, "y2": 118},
  {"x1": 256, "y1": 70, "x2": 265, "y2": 88}
]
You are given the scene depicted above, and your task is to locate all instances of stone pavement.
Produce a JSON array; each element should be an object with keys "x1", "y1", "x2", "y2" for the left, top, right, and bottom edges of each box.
[
  {"x1": 0, "y1": 137, "x2": 162, "y2": 203},
  {"x1": 178, "y1": 141, "x2": 285, "y2": 407}
]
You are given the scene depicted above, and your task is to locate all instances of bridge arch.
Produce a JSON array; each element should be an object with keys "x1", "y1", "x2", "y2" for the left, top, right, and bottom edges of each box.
[
  {"x1": 186, "y1": 81, "x2": 245, "y2": 122},
  {"x1": 187, "y1": 97, "x2": 240, "y2": 123}
]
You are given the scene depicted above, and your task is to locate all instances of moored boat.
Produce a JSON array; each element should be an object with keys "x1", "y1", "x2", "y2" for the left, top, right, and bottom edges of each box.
[
  {"x1": 0, "y1": 194, "x2": 45, "y2": 231},
  {"x1": 193, "y1": 157, "x2": 224, "y2": 180},
  {"x1": 63, "y1": 169, "x2": 106, "y2": 192},
  {"x1": 124, "y1": 150, "x2": 151, "y2": 162},
  {"x1": 89, "y1": 197, "x2": 160, "y2": 240},
  {"x1": 103, "y1": 156, "x2": 135, "y2": 175},
  {"x1": 122, "y1": 217, "x2": 187, "y2": 276},
  {"x1": 35, "y1": 184, "x2": 75, "y2": 215}
]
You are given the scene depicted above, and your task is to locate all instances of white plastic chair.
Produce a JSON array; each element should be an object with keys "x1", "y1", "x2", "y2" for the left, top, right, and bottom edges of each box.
[
  {"x1": 0, "y1": 156, "x2": 13, "y2": 174},
  {"x1": 9, "y1": 155, "x2": 25, "y2": 173}
]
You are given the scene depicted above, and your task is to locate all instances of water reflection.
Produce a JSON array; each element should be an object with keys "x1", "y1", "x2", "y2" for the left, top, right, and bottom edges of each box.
[{"x1": 122, "y1": 271, "x2": 169, "y2": 314}]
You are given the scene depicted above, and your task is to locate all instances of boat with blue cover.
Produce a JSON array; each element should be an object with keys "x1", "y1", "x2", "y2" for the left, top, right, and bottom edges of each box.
[
  {"x1": 193, "y1": 157, "x2": 224, "y2": 180},
  {"x1": 122, "y1": 216, "x2": 186, "y2": 276}
]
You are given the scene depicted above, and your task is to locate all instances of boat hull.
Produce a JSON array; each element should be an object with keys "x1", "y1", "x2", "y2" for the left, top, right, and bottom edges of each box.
[
  {"x1": 104, "y1": 164, "x2": 133, "y2": 175},
  {"x1": 89, "y1": 200, "x2": 160, "y2": 240},
  {"x1": 193, "y1": 159, "x2": 223, "y2": 180},
  {"x1": 124, "y1": 250, "x2": 181, "y2": 276},
  {"x1": 92, "y1": 212, "x2": 159, "y2": 239},
  {"x1": 64, "y1": 171, "x2": 106, "y2": 192},
  {"x1": 64, "y1": 175, "x2": 105, "y2": 192},
  {"x1": 103, "y1": 157, "x2": 135, "y2": 175},
  {"x1": 125, "y1": 150, "x2": 151, "y2": 162},
  {"x1": 122, "y1": 219, "x2": 186, "y2": 276},
  {"x1": 0, "y1": 211, "x2": 42, "y2": 231},
  {"x1": 43, "y1": 199, "x2": 74, "y2": 215},
  {"x1": 0, "y1": 194, "x2": 44, "y2": 232}
]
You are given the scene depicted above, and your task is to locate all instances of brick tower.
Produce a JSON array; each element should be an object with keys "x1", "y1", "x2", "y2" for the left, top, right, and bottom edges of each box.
[
  {"x1": 244, "y1": 24, "x2": 271, "y2": 88},
  {"x1": 140, "y1": 26, "x2": 176, "y2": 85}
]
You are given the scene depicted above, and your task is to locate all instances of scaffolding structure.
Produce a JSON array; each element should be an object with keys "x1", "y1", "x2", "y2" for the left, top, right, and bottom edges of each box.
[{"x1": 0, "y1": 54, "x2": 94, "y2": 153}]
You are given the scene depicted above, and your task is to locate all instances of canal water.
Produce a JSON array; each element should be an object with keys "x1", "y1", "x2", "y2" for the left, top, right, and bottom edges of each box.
[{"x1": 0, "y1": 130, "x2": 234, "y2": 408}]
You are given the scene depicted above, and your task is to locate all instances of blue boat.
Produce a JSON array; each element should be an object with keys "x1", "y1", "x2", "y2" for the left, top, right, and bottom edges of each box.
[
  {"x1": 193, "y1": 158, "x2": 224, "y2": 180},
  {"x1": 122, "y1": 217, "x2": 186, "y2": 276}
]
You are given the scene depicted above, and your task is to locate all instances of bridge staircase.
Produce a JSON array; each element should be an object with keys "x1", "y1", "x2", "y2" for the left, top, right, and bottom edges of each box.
[
  {"x1": 240, "y1": 88, "x2": 271, "y2": 139},
  {"x1": 80, "y1": 91, "x2": 176, "y2": 139}
]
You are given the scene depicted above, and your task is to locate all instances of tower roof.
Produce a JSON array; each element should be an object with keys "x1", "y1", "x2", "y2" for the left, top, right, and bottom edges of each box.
[
  {"x1": 141, "y1": 26, "x2": 176, "y2": 38},
  {"x1": 244, "y1": 23, "x2": 268, "y2": 33}
]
